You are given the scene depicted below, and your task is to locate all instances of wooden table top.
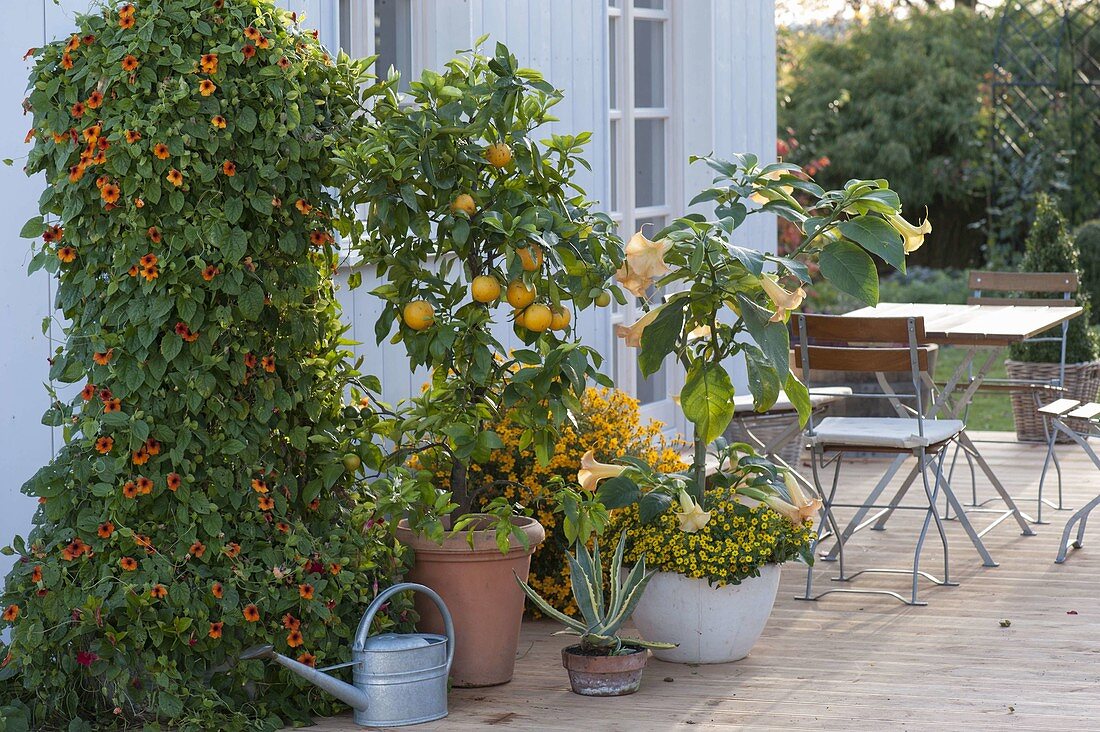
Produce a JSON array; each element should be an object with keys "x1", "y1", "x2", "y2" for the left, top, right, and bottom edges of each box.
[{"x1": 845, "y1": 302, "x2": 1084, "y2": 346}]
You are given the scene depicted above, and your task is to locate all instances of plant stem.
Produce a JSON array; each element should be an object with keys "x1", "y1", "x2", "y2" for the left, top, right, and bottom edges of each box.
[{"x1": 692, "y1": 433, "x2": 706, "y2": 503}]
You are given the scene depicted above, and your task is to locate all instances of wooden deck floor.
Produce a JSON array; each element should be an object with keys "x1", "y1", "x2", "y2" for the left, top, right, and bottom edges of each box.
[{"x1": 312, "y1": 434, "x2": 1100, "y2": 731}]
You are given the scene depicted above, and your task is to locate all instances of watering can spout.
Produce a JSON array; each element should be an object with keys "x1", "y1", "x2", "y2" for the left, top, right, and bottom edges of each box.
[{"x1": 239, "y1": 645, "x2": 369, "y2": 711}]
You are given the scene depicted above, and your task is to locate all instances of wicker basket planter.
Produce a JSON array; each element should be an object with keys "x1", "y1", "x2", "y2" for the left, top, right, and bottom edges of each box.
[
  {"x1": 725, "y1": 409, "x2": 806, "y2": 465},
  {"x1": 1004, "y1": 359, "x2": 1100, "y2": 442}
]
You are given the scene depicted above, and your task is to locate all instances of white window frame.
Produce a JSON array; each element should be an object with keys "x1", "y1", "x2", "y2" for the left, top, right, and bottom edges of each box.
[{"x1": 607, "y1": 1, "x2": 684, "y2": 431}]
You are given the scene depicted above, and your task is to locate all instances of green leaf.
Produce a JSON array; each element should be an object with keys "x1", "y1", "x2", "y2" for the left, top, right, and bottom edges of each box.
[
  {"x1": 680, "y1": 362, "x2": 735, "y2": 445},
  {"x1": 837, "y1": 216, "x2": 905, "y2": 273},
  {"x1": 744, "y1": 345, "x2": 782, "y2": 412},
  {"x1": 638, "y1": 303, "x2": 684, "y2": 377},
  {"x1": 226, "y1": 197, "x2": 244, "y2": 225},
  {"x1": 19, "y1": 216, "x2": 43, "y2": 239},
  {"x1": 160, "y1": 335, "x2": 183, "y2": 362},
  {"x1": 818, "y1": 240, "x2": 879, "y2": 307},
  {"x1": 239, "y1": 284, "x2": 264, "y2": 320},
  {"x1": 784, "y1": 371, "x2": 812, "y2": 427},
  {"x1": 239, "y1": 106, "x2": 258, "y2": 133},
  {"x1": 595, "y1": 476, "x2": 641, "y2": 509},
  {"x1": 737, "y1": 293, "x2": 791, "y2": 383},
  {"x1": 221, "y1": 439, "x2": 246, "y2": 455},
  {"x1": 638, "y1": 492, "x2": 673, "y2": 523}
]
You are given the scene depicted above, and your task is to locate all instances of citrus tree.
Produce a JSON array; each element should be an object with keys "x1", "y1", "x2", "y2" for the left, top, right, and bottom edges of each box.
[
  {"x1": 334, "y1": 42, "x2": 622, "y2": 523},
  {"x1": 0, "y1": 2, "x2": 403, "y2": 729}
]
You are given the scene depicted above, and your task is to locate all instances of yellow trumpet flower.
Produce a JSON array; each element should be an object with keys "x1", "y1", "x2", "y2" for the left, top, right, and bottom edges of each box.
[
  {"x1": 749, "y1": 169, "x2": 795, "y2": 204},
  {"x1": 886, "y1": 212, "x2": 932, "y2": 253},
  {"x1": 764, "y1": 472, "x2": 823, "y2": 526},
  {"x1": 615, "y1": 231, "x2": 670, "y2": 298},
  {"x1": 760, "y1": 274, "x2": 806, "y2": 323},
  {"x1": 577, "y1": 449, "x2": 627, "y2": 492},
  {"x1": 675, "y1": 489, "x2": 712, "y2": 533},
  {"x1": 614, "y1": 305, "x2": 664, "y2": 348}
]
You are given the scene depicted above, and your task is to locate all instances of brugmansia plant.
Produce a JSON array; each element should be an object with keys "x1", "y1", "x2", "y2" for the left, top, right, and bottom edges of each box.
[
  {"x1": 598, "y1": 155, "x2": 928, "y2": 523},
  {"x1": 334, "y1": 42, "x2": 622, "y2": 527},
  {"x1": 0, "y1": 2, "x2": 402, "y2": 729}
]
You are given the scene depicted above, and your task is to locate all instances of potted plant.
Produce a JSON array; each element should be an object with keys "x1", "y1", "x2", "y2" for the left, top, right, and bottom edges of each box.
[
  {"x1": 593, "y1": 154, "x2": 925, "y2": 663},
  {"x1": 1005, "y1": 194, "x2": 1100, "y2": 441},
  {"x1": 516, "y1": 531, "x2": 675, "y2": 696},
  {"x1": 1, "y1": 2, "x2": 405, "y2": 728},
  {"x1": 335, "y1": 43, "x2": 621, "y2": 687}
]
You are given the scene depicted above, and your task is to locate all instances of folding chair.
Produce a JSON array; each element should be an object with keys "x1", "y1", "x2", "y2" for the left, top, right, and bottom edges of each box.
[
  {"x1": 794, "y1": 314, "x2": 989, "y2": 606},
  {"x1": 946, "y1": 271, "x2": 1077, "y2": 522},
  {"x1": 1037, "y1": 399, "x2": 1100, "y2": 562}
]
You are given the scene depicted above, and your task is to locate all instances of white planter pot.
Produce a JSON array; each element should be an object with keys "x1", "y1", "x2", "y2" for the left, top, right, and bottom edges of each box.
[{"x1": 631, "y1": 565, "x2": 781, "y2": 664}]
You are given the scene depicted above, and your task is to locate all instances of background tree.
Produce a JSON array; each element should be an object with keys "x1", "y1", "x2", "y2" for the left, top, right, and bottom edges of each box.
[{"x1": 0, "y1": 2, "x2": 401, "y2": 729}]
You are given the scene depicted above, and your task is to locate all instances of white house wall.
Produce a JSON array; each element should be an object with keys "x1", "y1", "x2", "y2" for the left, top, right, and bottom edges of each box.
[{"x1": 0, "y1": 0, "x2": 777, "y2": 578}]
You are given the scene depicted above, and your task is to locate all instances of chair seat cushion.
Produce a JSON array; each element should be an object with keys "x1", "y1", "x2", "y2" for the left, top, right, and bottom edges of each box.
[
  {"x1": 733, "y1": 386, "x2": 852, "y2": 414},
  {"x1": 810, "y1": 417, "x2": 964, "y2": 449}
]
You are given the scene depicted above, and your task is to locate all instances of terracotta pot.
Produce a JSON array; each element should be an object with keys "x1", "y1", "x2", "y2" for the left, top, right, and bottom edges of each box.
[
  {"x1": 395, "y1": 515, "x2": 545, "y2": 687},
  {"x1": 560, "y1": 645, "x2": 647, "y2": 696}
]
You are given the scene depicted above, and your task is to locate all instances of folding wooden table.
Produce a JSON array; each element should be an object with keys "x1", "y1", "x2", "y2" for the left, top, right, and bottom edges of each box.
[{"x1": 824, "y1": 302, "x2": 1083, "y2": 565}]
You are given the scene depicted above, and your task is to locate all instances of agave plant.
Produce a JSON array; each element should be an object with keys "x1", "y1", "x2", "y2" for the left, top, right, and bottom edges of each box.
[{"x1": 517, "y1": 532, "x2": 675, "y2": 655}]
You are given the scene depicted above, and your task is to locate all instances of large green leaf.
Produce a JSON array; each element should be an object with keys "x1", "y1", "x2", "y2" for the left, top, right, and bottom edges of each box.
[
  {"x1": 737, "y1": 293, "x2": 790, "y2": 382},
  {"x1": 595, "y1": 476, "x2": 641, "y2": 509},
  {"x1": 680, "y1": 362, "x2": 735, "y2": 445},
  {"x1": 784, "y1": 371, "x2": 812, "y2": 427},
  {"x1": 818, "y1": 240, "x2": 879, "y2": 307},
  {"x1": 837, "y1": 216, "x2": 905, "y2": 272},
  {"x1": 638, "y1": 301, "x2": 685, "y2": 377},
  {"x1": 744, "y1": 345, "x2": 781, "y2": 412}
]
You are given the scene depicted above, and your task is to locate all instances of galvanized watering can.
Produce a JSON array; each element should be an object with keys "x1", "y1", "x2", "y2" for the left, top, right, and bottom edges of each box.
[{"x1": 240, "y1": 582, "x2": 454, "y2": 727}]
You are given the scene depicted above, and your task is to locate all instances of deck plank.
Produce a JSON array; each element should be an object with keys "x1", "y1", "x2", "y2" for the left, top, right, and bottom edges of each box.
[{"x1": 310, "y1": 436, "x2": 1100, "y2": 730}]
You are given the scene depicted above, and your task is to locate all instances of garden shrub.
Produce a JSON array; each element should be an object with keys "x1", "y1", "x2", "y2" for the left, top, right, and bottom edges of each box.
[
  {"x1": 1008, "y1": 195, "x2": 1100, "y2": 363},
  {"x1": 1, "y1": 2, "x2": 405, "y2": 729},
  {"x1": 1075, "y1": 219, "x2": 1100, "y2": 324},
  {"x1": 476, "y1": 388, "x2": 685, "y2": 616}
]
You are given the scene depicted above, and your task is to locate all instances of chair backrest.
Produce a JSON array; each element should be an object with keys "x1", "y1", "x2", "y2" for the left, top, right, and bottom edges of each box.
[
  {"x1": 792, "y1": 314, "x2": 934, "y2": 437},
  {"x1": 967, "y1": 271, "x2": 1078, "y2": 307}
]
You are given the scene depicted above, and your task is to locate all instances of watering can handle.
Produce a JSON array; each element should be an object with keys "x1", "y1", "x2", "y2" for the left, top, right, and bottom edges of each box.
[{"x1": 353, "y1": 582, "x2": 455, "y2": 673}]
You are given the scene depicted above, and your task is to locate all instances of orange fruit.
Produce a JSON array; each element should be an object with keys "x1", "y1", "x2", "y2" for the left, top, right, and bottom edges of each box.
[
  {"x1": 594, "y1": 291, "x2": 612, "y2": 308},
  {"x1": 485, "y1": 142, "x2": 512, "y2": 168},
  {"x1": 506, "y1": 281, "x2": 536, "y2": 309},
  {"x1": 402, "y1": 300, "x2": 434, "y2": 331},
  {"x1": 550, "y1": 306, "x2": 571, "y2": 331},
  {"x1": 517, "y1": 246, "x2": 543, "y2": 272},
  {"x1": 523, "y1": 304, "x2": 553, "y2": 333},
  {"x1": 450, "y1": 194, "x2": 476, "y2": 217},
  {"x1": 513, "y1": 308, "x2": 526, "y2": 329},
  {"x1": 471, "y1": 275, "x2": 501, "y2": 303}
]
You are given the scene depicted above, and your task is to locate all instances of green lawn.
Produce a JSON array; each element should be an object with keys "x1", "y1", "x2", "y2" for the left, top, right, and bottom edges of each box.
[{"x1": 933, "y1": 346, "x2": 1015, "y2": 432}]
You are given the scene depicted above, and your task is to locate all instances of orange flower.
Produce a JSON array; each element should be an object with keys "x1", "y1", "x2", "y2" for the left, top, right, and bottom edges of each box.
[
  {"x1": 83, "y1": 34, "x2": 95, "y2": 45},
  {"x1": 83, "y1": 125, "x2": 101, "y2": 143},
  {"x1": 286, "y1": 629, "x2": 304, "y2": 647},
  {"x1": 122, "y1": 481, "x2": 138, "y2": 499},
  {"x1": 61, "y1": 539, "x2": 86, "y2": 561},
  {"x1": 141, "y1": 264, "x2": 159, "y2": 282},
  {"x1": 61, "y1": 53, "x2": 74, "y2": 70},
  {"x1": 243, "y1": 604, "x2": 260, "y2": 622},
  {"x1": 261, "y1": 355, "x2": 275, "y2": 373},
  {"x1": 132, "y1": 448, "x2": 149, "y2": 465},
  {"x1": 51, "y1": 131, "x2": 68, "y2": 144},
  {"x1": 103, "y1": 398, "x2": 122, "y2": 413},
  {"x1": 94, "y1": 436, "x2": 114, "y2": 454},
  {"x1": 57, "y1": 246, "x2": 77, "y2": 263},
  {"x1": 146, "y1": 226, "x2": 162, "y2": 243},
  {"x1": 121, "y1": 55, "x2": 139, "y2": 72},
  {"x1": 149, "y1": 584, "x2": 167, "y2": 599},
  {"x1": 81, "y1": 382, "x2": 96, "y2": 401},
  {"x1": 136, "y1": 476, "x2": 154, "y2": 494},
  {"x1": 65, "y1": 35, "x2": 80, "y2": 52},
  {"x1": 166, "y1": 168, "x2": 183, "y2": 186},
  {"x1": 258, "y1": 495, "x2": 275, "y2": 511},
  {"x1": 189, "y1": 541, "x2": 206, "y2": 558},
  {"x1": 271, "y1": 196, "x2": 282, "y2": 208},
  {"x1": 71, "y1": 102, "x2": 86, "y2": 118},
  {"x1": 297, "y1": 652, "x2": 316, "y2": 667},
  {"x1": 93, "y1": 349, "x2": 113, "y2": 365},
  {"x1": 214, "y1": 0, "x2": 225, "y2": 8},
  {"x1": 210, "y1": 115, "x2": 227, "y2": 129},
  {"x1": 202, "y1": 265, "x2": 219, "y2": 281},
  {"x1": 277, "y1": 57, "x2": 290, "y2": 70},
  {"x1": 68, "y1": 164, "x2": 85, "y2": 183},
  {"x1": 95, "y1": 175, "x2": 110, "y2": 189},
  {"x1": 119, "y1": 556, "x2": 137, "y2": 571},
  {"x1": 128, "y1": 265, "x2": 139, "y2": 277},
  {"x1": 167, "y1": 472, "x2": 182, "y2": 491},
  {"x1": 211, "y1": 582, "x2": 224, "y2": 598},
  {"x1": 295, "y1": 198, "x2": 312, "y2": 215},
  {"x1": 208, "y1": 621, "x2": 223, "y2": 638},
  {"x1": 86, "y1": 91, "x2": 103, "y2": 109},
  {"x1": 251, "y1": 478, "x2": 268, "y2": 494},
  {"x1": 125, "y1": 129, "x2": 141, "y2": 144},
  {"x1": 200, "y1": 53, "x2": 219, "y2": 74},
  {"x1": 244, "y1": 25, "x2": 262, "y2": 41},
  {"x1": 308, "y1": 498, "x2": 320, "y2": 511},
  {"x1": 134, "y1": 533, "x2": 153, "y2": 550},
  {"x1": 309, "y1": 230, "x2": 332, "y2": 247},
  {"x1": 282, "y1": 613, "x2": 300, "y2": 630},
  {"x1": 119, "y1": 14, "x2": 135, "y2": 29},
  {"x1": 139, "y1": 252, "x2": 158, "y2": 268},
  {"x1": 101, "y1": 183, "x2": 120, "y2": 204},
  {"x1": 242, "y1": 44, "x2": 256, "y2": 59},
  {"x1": 119, "y1": 3, "x2": 135, "y2": 18},
  {"x1": 222, "y1": 160, "x2": 236, "y2": 176},
  {"x1": 329, "y1": 563, "x2": 342, "y2": 575},
  {"x1": 153, "y1": 142, "x2": 170, "y2": 159},
  {"x1": 224, "y1": 542, "x2": 241, "y2": 558},
  {"x1": 145, "y1": 438, "x2": 160, "y2": 455},
  {"x1": 275, "y1": 521, "x2": 290, "y2": 534},
  {"x1": 97, "y1": 521, "x2": 114, "y2": 538},
  {"x1": 90, "y1": 150, "x2": 108, "y2": 166},
  {"x1": 3, "y1": 605, "x2": 20, "y2": 622},
  {"x1": 257, "y1": 36, "x2": 271, "y2": 50},
  {"x1": 31, "y1": 565, "x2": 43, "y2": 582},
  {"x1": 134, "y1": 198, "x2": 144, "y2": 208},
  {"x1": 199, "y1": 79, "x2": 217, "y2": 96},
  {"x1": 298, "y1": 584, "x2": 314, "y2": 600},
  {"x1": 244, "y1": 353, "x2": 257, "y2": 369}
]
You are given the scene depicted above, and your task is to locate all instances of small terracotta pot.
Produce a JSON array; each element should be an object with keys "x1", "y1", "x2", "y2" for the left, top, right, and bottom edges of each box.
[
  {"x1": 560, "y1": 645, "x2": 647, "y2": 696},
  {"x1": 395, "y1": 515, "x2": 545, "y2": 688}
]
